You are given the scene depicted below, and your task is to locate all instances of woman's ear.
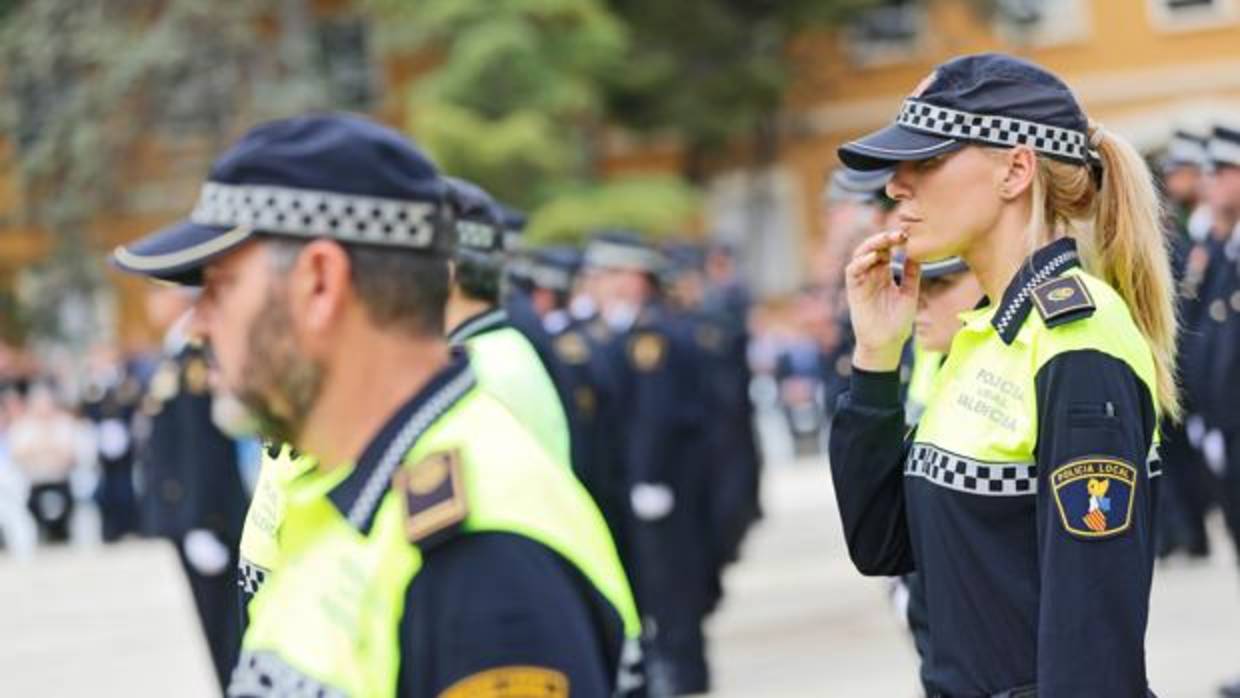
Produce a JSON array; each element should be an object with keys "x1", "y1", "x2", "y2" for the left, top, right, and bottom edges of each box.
[{"x1": 999, "y1": 146, "x2": 1037, "y2": 201}]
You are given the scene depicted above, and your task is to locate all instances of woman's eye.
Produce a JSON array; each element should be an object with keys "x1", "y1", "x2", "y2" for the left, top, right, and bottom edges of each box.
[{"x1": 914, "y1": 156, "x2": 945, "y2": 171}]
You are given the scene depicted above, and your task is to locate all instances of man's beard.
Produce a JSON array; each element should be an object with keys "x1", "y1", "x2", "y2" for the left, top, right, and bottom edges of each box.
[{"x1": 232, "y1": 282, "x2": 325, "y2": 447}]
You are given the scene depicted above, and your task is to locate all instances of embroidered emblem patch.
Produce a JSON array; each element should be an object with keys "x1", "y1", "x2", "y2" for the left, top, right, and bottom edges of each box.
[
  {"x1": 1031, "y1": 276, "x2": 1095, "y2": 328},
  {"x1": 396, "y1": 450, "x2": 467, "y2": 546},
  {"x1": 628, "y1": 333, "x2": 666, "y2": 372},
  {"x1": 184, "y1": 356, "x2": 210, "y2": 394},
  {"x1": 440, "y1": 666, "x2": 569, "y2": 698},
  {"x1": 1051, "y1": 457, "x2": 1137, "y2": 539},
  {"x1": 553, "y1": 332, "x2": 590, "y2": 365}
]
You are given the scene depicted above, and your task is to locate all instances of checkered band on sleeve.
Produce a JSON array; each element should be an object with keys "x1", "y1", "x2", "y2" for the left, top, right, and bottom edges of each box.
[
  {"x1": 905, "y1": 443, "x2": 1038, "y2": 497},
  {"x1": 189, "y1": 182, "x2": 441, "y2": 248},
  {"x1": 898, "y1": 99, "x2": 1094, "y2": 164},
  {"x1": 228, "y1": 650, "x2": 346, "y2": 698},
  {"x1": 237, "y1": 558, "x2": 269, "y2": 598}
]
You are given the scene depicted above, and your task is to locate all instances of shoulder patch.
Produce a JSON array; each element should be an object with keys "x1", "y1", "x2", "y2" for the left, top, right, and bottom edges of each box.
[
  {"x1": 149, "y1": 360, "x2": 180, "y2": 403},
  {"x1": 184, "y1": 356, "x2": 209, "y2": 394},
  {"x1": 440, "y1": 666, "x2": 569, "y2": 698},
  {"x1": 553, "y1": 331, "x2": 590, "y2": 365},
  {"x1": 1031, "y1": 276, "x2": 1095, "y2": 328},
  {"x1": 395, "y1": 450, "x2": 468, "y2": 547},
  {"x1": 1050, "y1": 456, "x2": 1137, "y2": 539},
  {"x1": 628, "y1": 332, "x2": 666, "y2": 372}
]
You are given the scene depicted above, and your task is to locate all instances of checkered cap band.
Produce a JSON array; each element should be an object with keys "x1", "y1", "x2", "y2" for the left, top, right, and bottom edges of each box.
[
  {"x1": 457, "y1": 219, "x2": 500, "y2": 252},
  {"x1": 1209, "y1": 135, "x2": 1240, "y2": 168},
  {"x1": 190, "y1": 182, "x2": 441, "y2": 248},
  {"x1": 905, "y1": 443, "x2": 1037, "y2": 497},
  {"x1": 237, "y1": 558, "x2": 269, "y2": 598},
  {"x1": 897, "y1": 99, "x2": 1093, "y2": 164},
  {"x1": 228, "y1": 650, "x2": 346, "y2": 698}
]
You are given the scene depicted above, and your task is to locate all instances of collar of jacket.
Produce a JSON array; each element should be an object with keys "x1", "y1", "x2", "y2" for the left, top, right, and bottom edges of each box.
[
  {"x1": 989, "y1": 236, "x2": 1082, "y2": 345},
  {"x1": 447, "y1": 307, "x2": 509, "y2": 345},
  {"x1": 325, "y1": 347, "x2": 475, "y2": 534}
]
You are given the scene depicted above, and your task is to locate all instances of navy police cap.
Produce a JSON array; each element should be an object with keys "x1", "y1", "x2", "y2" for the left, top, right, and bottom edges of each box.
[
  {"x1": 826, "y1": 166, "x2": 893, "y2": 204},
  {"x1": 1208, "y1": 125, "x2": 1240, "y2": 170},
  {"x1": 839, "y1": 53, "x2": 1094, "y2": 171},
  {"x1": 584, "y1": 230, "x2": 665, "y2": 274},
  {"x1": 112, "y1": 113, "x2": 453, "y2": 284},
  {"x1": 526, "y1": 246, "x2": 582, "y2": 293},
  {"x1": 444, "y1": 176, "x2": 505, "y2": 256},
  {"x1": 1160, "y1": 130, "x2": 1208, "y2": 173}
]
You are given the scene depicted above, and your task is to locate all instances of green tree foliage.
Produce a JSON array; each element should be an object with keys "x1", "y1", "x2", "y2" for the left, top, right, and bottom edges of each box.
[
  {"x1": 388, "y1": 0, "x2": 698, "y2": 243},
  {"x1": 602, "y1": 0, "x2": 879, "y2": 178},
  {"x1": 0, "y1": 0, "x2": 340, "y2": 343}
]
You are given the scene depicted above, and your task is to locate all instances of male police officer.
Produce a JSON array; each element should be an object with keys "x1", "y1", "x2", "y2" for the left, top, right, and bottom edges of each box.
[
  {"x1": 586, "y1": 231, "x2": 715, "y2": 696},
  {"x1": 442, "y1": 177, "x2": 572, "y2": 472},
  {"x1": 512, "y1": 246, "x2": 631, "y2": 551},
  {"x1": 131, "y1": 283, "x2": 248, "y2": 690},
  {"x1": 113, "y1": 114, "x2": 641, "y2": 698},
  {"x1": 1157, "y1": 130, "x2": 1214, "y2": 559},
  {"x1": 664, "y1": 242, "x2": 760, "y2": 573}
]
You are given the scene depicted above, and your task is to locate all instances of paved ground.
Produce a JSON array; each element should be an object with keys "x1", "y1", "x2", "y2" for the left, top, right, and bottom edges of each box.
[
  {"x1": 708, "y1": 454, "x2": 1240, "y2": 697},
  {"x1": 0, "y1": 451, "x2": 1237, "y2": 697}
]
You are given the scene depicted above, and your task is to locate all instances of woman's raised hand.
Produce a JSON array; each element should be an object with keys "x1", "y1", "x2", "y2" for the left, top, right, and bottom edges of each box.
[{"x1": 845, "y1": 230, "x2": 920, "y2": 372}]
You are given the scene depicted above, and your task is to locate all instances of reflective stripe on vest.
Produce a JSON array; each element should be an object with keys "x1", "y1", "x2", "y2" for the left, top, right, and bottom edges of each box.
[{"x1": 913, "y1": 268, "x2": 1162, "y2": 491}]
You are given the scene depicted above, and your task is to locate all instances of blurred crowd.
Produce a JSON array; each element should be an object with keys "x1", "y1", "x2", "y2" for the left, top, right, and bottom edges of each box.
[{"x1": 0, "y1": 287, "x2": 263, "y2": 560}]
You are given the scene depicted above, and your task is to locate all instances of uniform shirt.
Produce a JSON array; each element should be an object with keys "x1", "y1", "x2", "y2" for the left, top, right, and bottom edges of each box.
[
  {"x1": 230, "y1": 351, "x2": 640, "y2": 698},
  {"x1": 829, "y1": 238, "x2": 1161, "y2": 697}
]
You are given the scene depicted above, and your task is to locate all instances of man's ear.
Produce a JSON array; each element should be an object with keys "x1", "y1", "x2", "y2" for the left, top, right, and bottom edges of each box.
[
  {"x1": 288, "y1": 240, "x2": 352, "y2": 337},
  {"x1": 999, "y1": 146, "x2": 1038, "y2": 201}
]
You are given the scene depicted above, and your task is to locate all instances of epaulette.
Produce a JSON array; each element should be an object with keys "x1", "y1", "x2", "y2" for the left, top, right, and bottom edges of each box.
[
  {"x1": 396, "y1": 449, "x2": 468, "y2": 549},
  {"x1": 1031, "y1": 275, "x2": 1095, "y2": 328},
  {"x1": 553, "y1": 331, "x2": 590, "y2": 365}
]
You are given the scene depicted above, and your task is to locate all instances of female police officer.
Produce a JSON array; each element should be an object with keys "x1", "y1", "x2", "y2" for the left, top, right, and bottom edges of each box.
[{"x1": 828, "y1": 53, "x2": 1177, "y2": 697}]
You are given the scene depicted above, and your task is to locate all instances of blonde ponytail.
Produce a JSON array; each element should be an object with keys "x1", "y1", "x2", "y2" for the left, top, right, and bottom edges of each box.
[{"x1": 1028, "y1": 124, "x2": 1181, "y2": 420}]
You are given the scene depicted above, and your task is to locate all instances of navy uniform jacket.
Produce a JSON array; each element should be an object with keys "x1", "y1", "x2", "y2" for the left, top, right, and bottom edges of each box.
[
  {"x1": 684, "y1": 308, "x2": 760, "y2": 572},
  {"x1": 829, "y1": 239, "x2": 1160, "y2": 696},
  {"x1": 609, "y1": 304, "x2": 715, "y2": 620},
  {"x1": 364, "y1": 358, "x2": 630, "y2": 697},
  {"x1": 1182, "y1": 235, "x2": 1240, "y2": 431},
  {"x1": 546, "y1": 317, "x2": 631, "y2": 563},
  {"x1": 135, "y1": 342, "x2": 246, "y2": 544}
]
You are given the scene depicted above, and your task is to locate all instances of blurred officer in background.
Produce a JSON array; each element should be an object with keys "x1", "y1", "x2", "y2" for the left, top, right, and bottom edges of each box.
[
  {"x1": 512, "y1": 245, "x2": 631, "y2": 554},
  {"x1": 1156, "y1": 130, "x2": 1214, "y2": 560},
  {"x1": 1195, "y1": 124, "x2": 1240, "y2": 698},
  {"x1": 442, "y1": 176, "x2": 572, "y2": 472},
  {"x1": 130, "y1": 282, "x2": 247, "y2": 690},
  {"x1": 1185, "y1": 127, "x2": 1240, "y2": 562},
  {"x1": 665, "y1": 242, "x2": 760, "y2": 573},
  {"x1": 587, "y1": 231, "x2": 715, "y2": 696},
  {"x1": 113, "y1": 113, "x2": 641, "y2": 698},
  {"x1": 82, "y1": 346, "x2": 143, "y2": 542}
]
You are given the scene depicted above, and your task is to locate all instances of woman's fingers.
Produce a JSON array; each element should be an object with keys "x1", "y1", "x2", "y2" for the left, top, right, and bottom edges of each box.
[
  {"x1": 851, "y1": 229, "x2": 907, "y2": 259},
  {"x1": 846, "y1": 250, "x2": 890, "y2": 284}
]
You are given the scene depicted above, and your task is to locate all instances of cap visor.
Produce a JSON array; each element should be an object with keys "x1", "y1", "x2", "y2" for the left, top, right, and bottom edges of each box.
[
  {"x1": 839, "y1": 124, "x2": 963, "y2": 171},
  {"x1": 111, "y1": 220, "x2": 254, "y2": 285}
]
